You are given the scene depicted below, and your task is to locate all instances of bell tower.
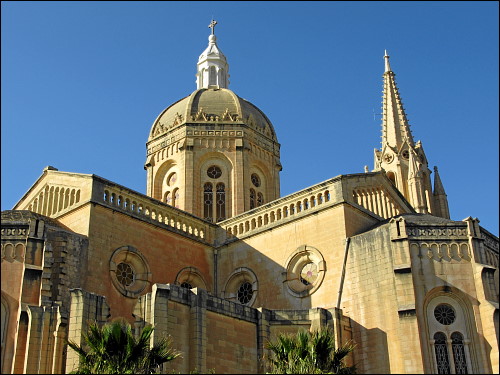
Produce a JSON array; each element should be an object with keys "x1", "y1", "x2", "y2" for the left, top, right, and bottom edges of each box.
[{"x1": 373, "y1": 51, "x2": 449, "y2": 218}]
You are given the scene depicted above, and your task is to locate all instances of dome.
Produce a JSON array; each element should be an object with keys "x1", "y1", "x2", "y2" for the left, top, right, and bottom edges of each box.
[{"x1": 148, "y1": 88, "x2": 277, "y2": 142}]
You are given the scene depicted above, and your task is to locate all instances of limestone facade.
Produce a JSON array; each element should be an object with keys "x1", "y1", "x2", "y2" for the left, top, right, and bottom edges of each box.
[{"x1": 1, "y1": 24, "x2": 498, "y2": 374}]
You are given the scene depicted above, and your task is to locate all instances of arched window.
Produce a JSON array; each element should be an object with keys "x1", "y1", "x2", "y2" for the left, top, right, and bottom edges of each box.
[
  {"x1": 434, "y1": 332, "x2": 451, "y2": 374},
  {"x1": 250, "y1": 188, "x2": 256, "y2": 209},
  {"x1": 451, "y1": 332, "x2": 468, "y2": 374},
  {"x1": 427, "y1": 296, "x2": 473, "y2": 374},
  {"x1": 216, "y1": 183, "x2": 226, "y2": 222},
  {"x1": 257, "y1": 192, "x2": 264, "y2": 207},
  {"x1": 204, "y1": 183, "x2": 213, "y2": 222},
  {"x1": 172, "y1": 188, "x2": 180, "y2": 208},
  {"x1": 203, "y1": 164, "x2": 229, "y2": 222},
  {"x1": 164, "y1": 191, "x2": 171, "y2": 204},
  {"x1": 209, "y1": 66, "x2": 217, "y2": 86}
]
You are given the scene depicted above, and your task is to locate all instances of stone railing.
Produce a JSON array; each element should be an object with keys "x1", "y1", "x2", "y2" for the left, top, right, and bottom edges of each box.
[
  {"x1": 219, "y1": 173, "x2": 413, "y2": 241},
  {"x1": 91, "y1": 177, "x2": 215, "y2": 244},
  {"x1": 220, "y1": 177, "x2": 341, "y2": 239}
]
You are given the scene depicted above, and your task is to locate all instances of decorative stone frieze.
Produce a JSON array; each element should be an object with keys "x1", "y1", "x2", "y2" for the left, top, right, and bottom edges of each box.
[{"x1": 406, "y1": 226, "x2": 468, "y2": 239}]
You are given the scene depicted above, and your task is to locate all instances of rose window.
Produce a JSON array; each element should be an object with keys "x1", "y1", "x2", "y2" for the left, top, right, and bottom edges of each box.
[
  {"x1": 109, "y1": 246, "x2": 151, "y2": 298},
  {"x1": 207, "y1": 166, "x2": 222, "y2": 179},
  {"x1": 116, "y1": 262, "x2": 134, "y2": 287},
  {"x1": 251, "y1": 173, "x2": 261, "y2": 187},
  {"x1": 237, "y1": 282, "x2": 253, "y2": 304},
  {"x1": 434, "y1": 304, "x2": 456, "y2": 325}
]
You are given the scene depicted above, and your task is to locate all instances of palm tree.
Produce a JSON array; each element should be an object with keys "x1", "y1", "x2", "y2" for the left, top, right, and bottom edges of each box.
[
  {"x1": 67, "y1": 319, "x2": 180, "y2": 374},
  {"x1": 266, "y1": 328, "x2": 356, "y2": 374}
]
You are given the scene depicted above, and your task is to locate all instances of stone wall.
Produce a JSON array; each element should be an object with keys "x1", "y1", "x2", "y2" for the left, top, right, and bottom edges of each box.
[{"x1": 133, "y1": 283, "x2": 351, "y2": 374}]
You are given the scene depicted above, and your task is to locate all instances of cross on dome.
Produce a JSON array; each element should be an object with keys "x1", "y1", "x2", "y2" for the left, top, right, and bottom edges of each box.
[{"x1": 208, "y1": 19, "x2": 217, "y2": 35}]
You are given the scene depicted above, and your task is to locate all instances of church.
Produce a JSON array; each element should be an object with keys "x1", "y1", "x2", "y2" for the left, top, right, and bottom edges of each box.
[{"x1": 1, "y1": 21, "x2": 498, "y2": 374}]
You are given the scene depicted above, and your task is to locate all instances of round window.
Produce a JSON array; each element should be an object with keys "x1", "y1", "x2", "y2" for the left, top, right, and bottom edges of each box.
[
  {"x1": 402, "y1": 150, "x2": 410, "y2": 159},
  {"x1": 116, "y1": 262, "x2": 134, "y2": 287},
  {"x1": 109, "y1": 246, "x2": 151, "y2": 298},
  {"x1": 251, "y1": 173, "x2": 261, "y2": 187},
  {"x1": 300, "y1": 263, "x2": 318, "y2": 285},
  {"x1": 237, "y1": 282, "x2": 253, "y2": 304},
  {"x1": 180, "y1": 282, "x2": 193, "y2": 289},
  {"x1": 207, "y1": 166, "x2": 222, "y2": 179},
  {"x1": 285, "y1": 245, "x2": 326, "y2": 298},
  {"x1": 434, "y1": 304, "x2": 456, "y2": 325}
]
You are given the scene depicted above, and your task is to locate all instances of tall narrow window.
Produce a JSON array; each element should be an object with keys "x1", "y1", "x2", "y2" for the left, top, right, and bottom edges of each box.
[
  {"x1": 257, "y1": 192, "x2": 264, "y2": 207},
  {"x1": 451, "y1": 332, "x2": 468, "y2": 374},
  {"x1": 172, "y1": 188, "x2": 180, "y2": 208},
  {"x1": 434, "y1": 332, "x2": 451, "y2": 374},
  {"x1": 209, "y1": 66, "x2": 217, "y2": 86},
  {"x1": 164, "y1": 191, "x2": 171, "y2": 204},
  {"x1": 204, "y1": 183, "x2": 213, "y2": 222},
  {"x1": 250, "y1": 188, "x2": 256, "y2": 209},
  {"x1": 216, "y1": 183, "x2": 226, "y2": 222}
]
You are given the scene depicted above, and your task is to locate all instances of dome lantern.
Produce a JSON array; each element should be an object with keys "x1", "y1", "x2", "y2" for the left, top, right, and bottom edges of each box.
[{"x1": 196, "y1": 20, "x2": 230, "y2": 89}]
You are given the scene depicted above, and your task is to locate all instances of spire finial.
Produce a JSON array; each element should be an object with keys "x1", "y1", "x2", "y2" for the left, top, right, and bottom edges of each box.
[
  {"x1": 384, "y1": 50, "x2": 391, "y2": 73},
  {"x1": 208, "y1": 19, "x2": 217, "y2": 35}
]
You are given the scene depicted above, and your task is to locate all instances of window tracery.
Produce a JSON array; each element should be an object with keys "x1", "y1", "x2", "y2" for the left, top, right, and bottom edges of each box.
[
  {"x1": 451, "y1": 332, "x2": 468, "y2": 374},
  {"x1": 204, "y1": 182, "x2": 213, "y2": 221},
  {"x1": 249, "y1": 171, "x2": 265, "y2": 209},
  {"x1": 237, "y1": 282, "x2": 253, "y2": 304},
  {"x1": 427, "y1": 294, "x2": 472, "y2": 374},
  {"x1": 434, "y1": 304, "x2": 456, "y2": 325},
  {"x1": 109, "y1": 246, "x2": 150, "y2": 298},
  {"x1": 222, "y1": 267, "x2": 258, "y2": 306},
  {"x1": 434, "y1": 332, "x2": 450, "y2": 374},
  {"x1": 216, "y1": 183, "x2": 226, "y2": 221},
  {"x1": 203, "y1": 164, "x2": 226, "y2": 222}
]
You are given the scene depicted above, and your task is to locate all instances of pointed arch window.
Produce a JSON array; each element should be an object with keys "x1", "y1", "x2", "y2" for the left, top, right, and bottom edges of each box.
[
  {"x1": 434, "y1": 332, "x2": 451, "y2": 374},
  {"x1": 216, "y1": 183, "x2": 226, "y2": 222},
  {"x1": 204, "y1": 183, "x2": 213, "y2": 222}
]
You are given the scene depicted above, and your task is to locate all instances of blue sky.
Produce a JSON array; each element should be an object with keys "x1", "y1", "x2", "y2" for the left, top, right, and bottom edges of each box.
[{"x1": 2, "y1": 1, "x2": 498, "y2": 235}]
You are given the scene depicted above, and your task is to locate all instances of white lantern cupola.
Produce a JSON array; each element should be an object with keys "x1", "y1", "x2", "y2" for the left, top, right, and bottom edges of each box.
[{"x1": 196, "y1": 20, "x2": 230, "y2": 89}]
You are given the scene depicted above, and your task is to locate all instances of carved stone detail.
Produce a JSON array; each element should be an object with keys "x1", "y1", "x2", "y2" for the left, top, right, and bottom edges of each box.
[{"x1": 406, "y1": 227, "x2": 468, "y2": 238}]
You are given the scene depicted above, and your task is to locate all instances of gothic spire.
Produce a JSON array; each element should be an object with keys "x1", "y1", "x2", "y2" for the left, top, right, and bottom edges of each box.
[
  {"x1": 433, "y1": 166, "x2": 446, "y2": 195},
  {"x1": 196, "y1": 19, "x2": 230, "y2": 89},
  {"x1": 433, "y1": 166, "x2": 450, "y2": 219},
  {"x1": 381, "y1": 51, "x2": 414, "y2": 150}
]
